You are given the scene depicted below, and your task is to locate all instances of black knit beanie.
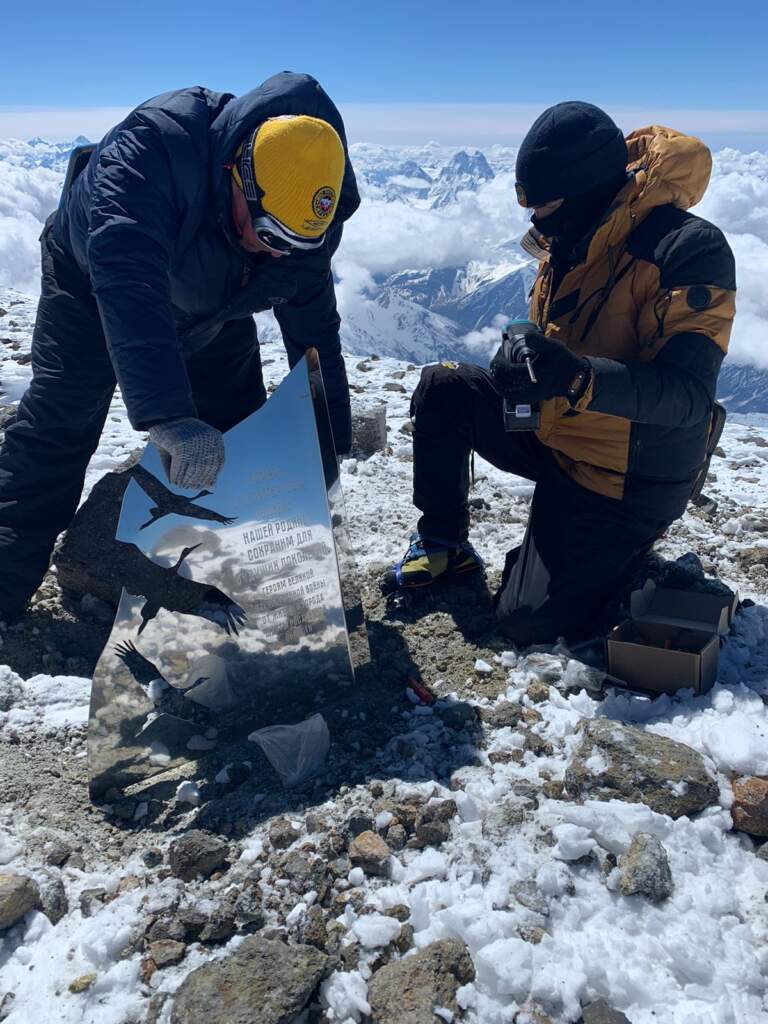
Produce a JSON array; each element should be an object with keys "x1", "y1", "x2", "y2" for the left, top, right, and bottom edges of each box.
[{"x1": 515, "y1": 101, "x2": 628, "y2": 207}]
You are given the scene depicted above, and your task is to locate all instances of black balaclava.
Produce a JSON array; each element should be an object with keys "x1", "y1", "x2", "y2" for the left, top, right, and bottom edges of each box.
[
  {"x1": 516, "y1": 102, "x2": 629, "y2": 254},
  {"x1": 532, "y1": 171, "x2": 628, "y2": 253}
]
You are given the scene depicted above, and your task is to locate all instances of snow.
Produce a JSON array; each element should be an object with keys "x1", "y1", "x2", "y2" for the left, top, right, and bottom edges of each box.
[
  {"x1": 175, "y1": 781, "x2": 200, "y2": 806},
  {"x1": 350, "y1": 913, "x2": 401, "y2": 949},
  {"x1": 0, "y1": 667, "x2": 89, "y2": 736},
  {"x1": 321, "y1": 969, "x2": 371, "y2": 1022},
  {"x1": 348, "y1": 867, "x2": 365, "y2": 886}
]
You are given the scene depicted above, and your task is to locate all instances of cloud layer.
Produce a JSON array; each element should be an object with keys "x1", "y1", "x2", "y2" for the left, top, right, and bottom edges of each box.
[{"x1": 0, "y1": 138, "x2": 766, "y2": 367}]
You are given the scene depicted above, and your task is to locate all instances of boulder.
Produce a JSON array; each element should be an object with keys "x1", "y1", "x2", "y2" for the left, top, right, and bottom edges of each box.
[
  {"x1": 170, "y1": 936, "x2": 327, "y2": 1024},
  {"x1": 54, "y1": 467, "x2": 131, "y2": 604},
  {"x1": 0, "y1": 873, "x2": 40, "y2": 930},
  {"x1": 367, "y1": 938, "x2": 475, "y2": 1024},
  {"x1": 731, "y1": 777, "x2": 768, "y2": 836},
  {"x1": 169, "y1": 831, "x2": 229, "y2": 882},
  {"x1": 349, "y1": 831, "x2": 391, "y2": 877},
  {"x1": 618, "y1": 833, "x2": 673, "y2": 902},
  {"x1": 565, "y1": 719, "x2": 718, "y2": 818},
  {"x1": 351, "y1": 405, "x2": 387, "y2": 458}
]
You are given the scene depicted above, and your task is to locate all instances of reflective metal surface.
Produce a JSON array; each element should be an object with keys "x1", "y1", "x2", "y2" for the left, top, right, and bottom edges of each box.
[{"x1": 88, "y1": 356, "x2": 369, "y2": 798}]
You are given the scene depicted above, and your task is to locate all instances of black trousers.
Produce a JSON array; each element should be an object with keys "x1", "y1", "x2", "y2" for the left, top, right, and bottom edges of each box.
[
  {"x1": 0, "y1": 227, "x2": 266, "y2": 615},
  {"x1": 412, "y1": 363, "x2": 673, "y2": 643}
]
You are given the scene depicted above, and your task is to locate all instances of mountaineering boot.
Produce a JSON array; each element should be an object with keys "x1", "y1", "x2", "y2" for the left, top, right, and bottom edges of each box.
[{"x1": 380, "y1": 533, "x2": 484, "y2": 595}]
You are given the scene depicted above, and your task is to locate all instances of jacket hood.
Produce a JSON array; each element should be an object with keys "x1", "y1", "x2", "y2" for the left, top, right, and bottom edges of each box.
[{"x1": 625, "y1": 125, "x2": 712, "y2": 214}]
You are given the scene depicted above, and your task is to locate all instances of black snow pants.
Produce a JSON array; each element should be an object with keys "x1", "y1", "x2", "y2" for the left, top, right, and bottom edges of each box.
[
  {"x1": 411, "y1": 362, "x2": 673, "y2": 645},
  {"x1": 0, "y1": 224, "x2": 267, "y2": 616}
]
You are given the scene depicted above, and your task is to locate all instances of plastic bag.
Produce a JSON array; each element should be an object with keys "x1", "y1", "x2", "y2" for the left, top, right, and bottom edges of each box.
[{"x1": 248, "y1": 713, "x2": 330, "y2": 787}]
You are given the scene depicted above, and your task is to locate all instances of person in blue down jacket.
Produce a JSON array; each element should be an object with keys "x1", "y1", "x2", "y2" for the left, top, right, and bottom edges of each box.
[{"x1": 0, "y1": 71, "x2": 360, "y2": 622}]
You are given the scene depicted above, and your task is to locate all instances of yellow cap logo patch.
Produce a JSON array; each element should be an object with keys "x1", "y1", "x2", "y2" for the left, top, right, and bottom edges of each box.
[{"x1": 313, "y1": 186, "x2": 337, "y2": 220}]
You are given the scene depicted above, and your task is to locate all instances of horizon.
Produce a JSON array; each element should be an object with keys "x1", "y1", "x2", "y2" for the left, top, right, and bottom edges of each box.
[{"x1": 0, "y1": 102, "x2": 767, "y2": 153}]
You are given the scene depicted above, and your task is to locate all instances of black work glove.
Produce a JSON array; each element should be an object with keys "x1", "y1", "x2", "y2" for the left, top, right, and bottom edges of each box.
[{"x1": 491, "y1": 329, "x2": 592, "y2": 405}]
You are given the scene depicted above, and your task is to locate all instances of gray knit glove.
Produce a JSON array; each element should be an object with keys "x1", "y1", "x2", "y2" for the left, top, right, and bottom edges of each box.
[{"x1": 148, "y1": 417, "x2": 225, "y2": 490}]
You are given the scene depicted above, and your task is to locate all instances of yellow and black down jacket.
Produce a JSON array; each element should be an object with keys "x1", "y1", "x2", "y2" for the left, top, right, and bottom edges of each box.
[{"x1": 527, "y1": 125, "x2": 735, "y2": 520}]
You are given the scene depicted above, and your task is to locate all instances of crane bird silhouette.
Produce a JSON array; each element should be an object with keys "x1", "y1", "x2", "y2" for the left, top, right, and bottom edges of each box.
[
  {"x1": 113, "y1": 639, "x2": 212, "y2": 725},
  {"x1": 130, "y1": 465, "x2": 236, "y2": 530},
  {"x1": 112, "y1": 539, "x2": 247, "y2": 636}
]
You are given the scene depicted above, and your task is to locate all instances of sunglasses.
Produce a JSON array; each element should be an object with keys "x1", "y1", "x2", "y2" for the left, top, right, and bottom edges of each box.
[{"x1": 251, "y1": 214, "x2": 326, "y2": 256}]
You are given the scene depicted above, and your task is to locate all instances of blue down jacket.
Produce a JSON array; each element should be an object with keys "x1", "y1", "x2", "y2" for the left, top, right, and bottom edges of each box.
[{"x1": 53, "y1": 72, "x2": 360, "y2": 449}]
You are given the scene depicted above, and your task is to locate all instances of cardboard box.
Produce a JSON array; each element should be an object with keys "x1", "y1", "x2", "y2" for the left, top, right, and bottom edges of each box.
[{"x1": 606, "y1": 581, "x2": 738, "y2": 696}]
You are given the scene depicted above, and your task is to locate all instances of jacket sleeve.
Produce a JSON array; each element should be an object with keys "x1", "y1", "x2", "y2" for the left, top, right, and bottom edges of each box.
[
  {"x1": 86, "y1": 118, "x2": 197, "y2": 429},
  {"x1": 582, "y1": 218, "x2": 736, "y2": 428},
  {"x1": 274, "y1": 236, "x2": 351, "y2": 454}
]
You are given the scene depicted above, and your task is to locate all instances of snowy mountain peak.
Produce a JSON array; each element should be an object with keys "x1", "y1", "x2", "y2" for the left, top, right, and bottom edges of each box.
[{"x1": 429, "y1": 149, "x2": 495, "y2": 208}]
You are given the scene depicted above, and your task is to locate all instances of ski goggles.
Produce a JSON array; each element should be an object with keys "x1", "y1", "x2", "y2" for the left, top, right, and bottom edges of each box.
[{"x1": 233, "y1": 132, "x2": 327, "y2": 255}]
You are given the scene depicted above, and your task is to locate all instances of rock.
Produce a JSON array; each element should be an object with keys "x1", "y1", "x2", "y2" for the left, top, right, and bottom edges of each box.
[
  {"x1": 0, "y1": 873, "x2": 40, "y2": 930},
  {"x1": 80, "y1": 592, "x2": 116, "y2": 624},
  {"x1": 526, "y1": 680, "x2": 551, "y2": 703},
  {"x1": 170, "y1": 936, "x2": 328, "y2": 1024},
  {"x1": 420, "y1": 800, "x2": 458, "y2": 823},
  {"x1": 141, "y1": 957, "x2": 158, "y2": 985},
  {"x1": 518, "y1": 924, "x2": 546, "y2": 945},
  {"x1": 0, "y1": 993, "x2": 15, "y2": 1022},
  {"x1": 480, "y1": 702, "x2": 524, "y2": 729},
  {"x1": 386, "y1": 824, "x2": 407, "y2": 850},
  {"x1": 234, "y1": 884, "x2": 265, "y2": 927},
  {"x1": 199, "y1": 903, "x2": 237, "y2": 945},
  {"x1": 367, "y1": 938, "x2": 475, "y2": 1024},
  {"x1": 268, "y1": 818, "x2": 300, "y2": 850},
  {"x1": 510, "y1": 880, "x2": 549, "y2": 917},
  {"x1": 345, "y1": 811, "x2": 374, "y2": 839},
  {"x1": 169, "y1": 831, "x2": 229, "y2": 882},
  {"x1": 145, "y1": 994, "x2": 169, "y2": 1024},
  {"x1": 581, "y1": 999, "x2": 632, "y2": 1023},
  {"x1": 149, "y1": 939, "x2": 186, "y2": 968},
  {"x1": 482, "y1": 800, "x2": 527, "y2": 841},
  {"x1": 68, "y1": 973, "x2": 97, "y2": 994},
  {"x1": 43, "y1": 836, "x2": 73, "y2": 867},
  {"x1": 489, "y1": 750, "x2": 525, "y2": 766},
  {"x1": 414, "y1": 819, "x2": 451, "y2": 848},
  {"x1": 299, "y1": 904, "x2": 327, "y2": 949},
  {"x1": 142, "y1": 847, "x2": 164, "y2": 868},
  {"x1": 435, "y1": 702, "x2": 479, "y2": 731},
  {"x1": 327, "y1": 856, "x2": 351, "y2": 879},
  {"x1": 147, "y1": 915, "x2": 186, "y2": 944},
  {"x1": 565, "y1": 719, "x2": 718, "y2": 818},
  {"x1": 54, "y1": 468, "x2": 132, "y2": 604},
  {"x1": 384, "y1": 904, "x2": 411, "y2": 922},
  {"x1": 38, "y1": 875, "x2": 68, "y2": 925},
  {"x1": 351, "y1": 405, "x2": 387, "y2": 459},
  {"x1": 349, "y1": 831, "x2": 391, "y2": 877},
  {"x1": 383, "y1": 382, "x2": 407, "y2": 393},
  {"x1": 618, "y1": 833, "x2": 673, "y2": 902},
  {"x1": 77, "y1": 882, "x2": 105, "y2": 911},
  {"x1": 177, "y1": 906, "x2": 207, "y2": 942},
  {"x1": 731, "y1": 777, "x2": 768, "y2": 836}
]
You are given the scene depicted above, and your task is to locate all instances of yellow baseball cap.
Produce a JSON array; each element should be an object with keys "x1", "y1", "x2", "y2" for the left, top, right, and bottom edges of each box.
[{"x1": 234, "y1": 115, "x2": 345, "y2": 247}]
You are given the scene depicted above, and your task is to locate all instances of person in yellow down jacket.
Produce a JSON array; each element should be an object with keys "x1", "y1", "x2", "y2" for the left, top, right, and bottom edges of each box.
[{"x1": 383, "y1": 101, "x2": 736, "y2": 646}]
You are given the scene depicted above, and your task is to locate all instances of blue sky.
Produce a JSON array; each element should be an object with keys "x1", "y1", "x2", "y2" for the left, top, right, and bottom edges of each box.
[{"x1": 2, "y1": 0, "x2": 767, "y2": 146}]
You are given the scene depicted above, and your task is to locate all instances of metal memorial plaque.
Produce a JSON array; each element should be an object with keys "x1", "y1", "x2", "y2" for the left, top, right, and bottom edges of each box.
[{"x1": 88, "y1": 356, "x2": 369, "y2": 799}]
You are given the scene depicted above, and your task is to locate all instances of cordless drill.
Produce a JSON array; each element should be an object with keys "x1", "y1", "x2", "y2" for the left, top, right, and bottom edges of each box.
[{"x1": 500, "y1": 319, "x2": 541, "y2": 431}]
